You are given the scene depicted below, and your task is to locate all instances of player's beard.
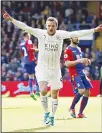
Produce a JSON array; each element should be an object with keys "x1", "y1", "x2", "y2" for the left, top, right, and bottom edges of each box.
[
  {"x1": 73, "y1": 42, "x2": 79, "y2": 45},
  {"x1": 48, "y1": 29, "x2": 56, "y2": 36},
  {"x1": 72, "y1": 39, "x2": 79, "y2": 45}
]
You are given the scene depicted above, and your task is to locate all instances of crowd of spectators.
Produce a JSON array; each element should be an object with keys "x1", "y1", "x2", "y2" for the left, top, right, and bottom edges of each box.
[{"x1": 1, "y1": 1, "x2": 102, "y2": 81}]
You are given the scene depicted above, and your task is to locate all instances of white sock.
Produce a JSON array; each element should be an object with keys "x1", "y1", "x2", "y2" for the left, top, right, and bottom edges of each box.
[
  {"x1": 50, "y1": 98, "x2": 58, "y2": 117},
  {"x1": 40, "y1": 94, "x2": 48, "y2": 113}
]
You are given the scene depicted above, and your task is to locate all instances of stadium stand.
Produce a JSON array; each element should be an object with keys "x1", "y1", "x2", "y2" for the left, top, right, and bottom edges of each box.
[{"x1": 1, "y1": 1, "x2": 102, "y2": 81}]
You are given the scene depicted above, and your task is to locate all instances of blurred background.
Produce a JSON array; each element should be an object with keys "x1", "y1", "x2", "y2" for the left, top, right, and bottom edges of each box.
[{"x1": 1, "y1": 1, "x2": 102, "y2": 81}]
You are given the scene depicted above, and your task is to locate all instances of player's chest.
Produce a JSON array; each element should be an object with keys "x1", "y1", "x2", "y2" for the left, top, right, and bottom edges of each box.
[
  {"x1": 43, "y1": 35, "x2": 62, "y2": 51},
  {"x1": 43, "y1": 34, "x2": 62, "y2": 43},
  {"x1": 72, "y1": 49, "x2": 82, "y2": 59}
]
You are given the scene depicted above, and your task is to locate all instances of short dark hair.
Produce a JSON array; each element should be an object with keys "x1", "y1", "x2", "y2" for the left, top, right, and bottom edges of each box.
[{"x1": 23, "y1": 32, "x2": 28, "y2": 37}]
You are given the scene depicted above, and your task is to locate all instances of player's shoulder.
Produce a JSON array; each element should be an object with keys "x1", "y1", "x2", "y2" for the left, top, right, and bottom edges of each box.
[
  {"x1": 64, "y1": 46, "x2": 72, "y2": 53},
  {"x1": 34, "y1": 28, "x2": 47, "y2": 37},
  {"x1": 26, "y1": 39, "x2": 32, "y2": 44},
  {"x1": 56, "y1": 30, "x2": 67, "y2": 34},
  {"x1": 56, "y1": 30, "x2": 62, "y2": 35},
  {"x1": 65, "y1": 45, "x2": 72, "y2": 51},
  {"x1": 56, "y1": 30, "x2": 66, "y2": 39},
  {"x1": 20, "y1": 40, "x2": 25, "y2": 46},
  {"x1": 38, "y1": 29, "x2": 47, "y2": 37},
  {"x1": 77, "y1": 46, "x2": 81, "y2": 52},
  {"x1": 56, "y1": 30, "x2": 69, "y2": 39},
  {"x1": 36, "y1": 29, "x2": 47, "y2": 34}
]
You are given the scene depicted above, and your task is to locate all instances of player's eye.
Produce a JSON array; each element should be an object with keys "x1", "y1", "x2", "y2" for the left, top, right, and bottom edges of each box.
[{"x1": 52, "y1": 25, "x2": 55, "y2": 27}]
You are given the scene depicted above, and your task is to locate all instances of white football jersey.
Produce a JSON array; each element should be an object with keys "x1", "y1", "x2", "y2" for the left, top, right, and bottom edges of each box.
[
  {"x1": 33, "y1": 29, "x2": 66, "y2": 69},
  {"x1": 12, "y1": 19, "x2": 94, "y2": 69}
]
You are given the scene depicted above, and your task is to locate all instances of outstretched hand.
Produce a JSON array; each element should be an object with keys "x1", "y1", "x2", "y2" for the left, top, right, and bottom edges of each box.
[
  {"x1": 94, "y1": 24, "x2": 102, "y2": 32},
  {"x1": 77, "y1": 58, "x2": 90, "y2": 65},
  {"x1": 3, "y1": 11, "x2": 12, "y2": 21}
]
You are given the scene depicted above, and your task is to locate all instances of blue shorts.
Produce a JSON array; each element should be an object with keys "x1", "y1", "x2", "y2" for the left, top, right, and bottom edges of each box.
[
  {"x1": 24, "y1": 61, "x2": 36, "y2": 75},
  {"x1": 71, "y1": 74, "x2": 93, "y2": 90}
]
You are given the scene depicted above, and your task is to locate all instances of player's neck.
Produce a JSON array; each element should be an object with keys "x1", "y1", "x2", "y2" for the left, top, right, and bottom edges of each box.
[
  {"x1": 70, "y1": 44, "x2": 77, "y2": 47},
  {"x1": 24, "y1": 37, "x2": 29, "y2": 41},
  {"x1": 47, "y1": 31, "x2": 56, "y2": 36}
]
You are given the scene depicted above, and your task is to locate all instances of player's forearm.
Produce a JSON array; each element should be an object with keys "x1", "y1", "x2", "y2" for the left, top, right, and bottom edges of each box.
[
  {"x1": 30, "y1": 48, "x2": 39, "y2": 52},
  {"x1": 11, "y1": 18, "x2": 28, "y2": 31},
  {"x1": 28, "y1": 48, "x2": 34, "y2": 52},
  {"x1": 69, "y1": 29, "x2": 95, "y2": 38},
  {"x1": 11, "y1": 18, "x2": 35, "y2": 35},
  {"x1": 34, "y1": 49, "x2": 39, "y2": 52},
  {"x1": 65, "y1": 60, "x2": 79, "y2": 67}
]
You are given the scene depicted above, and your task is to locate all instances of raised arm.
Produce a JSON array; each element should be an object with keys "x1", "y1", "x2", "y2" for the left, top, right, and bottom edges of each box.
[
  {"x1": 3, "y1": 11, "x2": 41, "y2": 37},
  {"x1": 60, "y1": 24, "x2": 102, "y2": 39}
]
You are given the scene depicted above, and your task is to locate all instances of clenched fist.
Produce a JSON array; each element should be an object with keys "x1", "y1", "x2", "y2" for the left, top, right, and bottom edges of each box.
[
  {"x1": 77, "y1": 58, "x2": 91, "y2": 65},
  {"x1": 94, "y1": 24, "x2": 102, "y2": 32},
  {"x1": 3, "y1": 11, "x2": 12, "y2": 21}
]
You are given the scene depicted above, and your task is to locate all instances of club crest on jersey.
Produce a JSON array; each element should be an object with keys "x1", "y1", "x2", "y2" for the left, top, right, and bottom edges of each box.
[
  {"x1": 56, "y1": 35, "x2": 61, "y2": 40},
  {"x1": 64, "y1": 54, "x2": 68, "y2": 58},
  {"x1": 44, "y1": 35, "x2": 46, "y2": 39},
  {"x1": 28, "y1": 40, "x2": 32, "y2": 44}
]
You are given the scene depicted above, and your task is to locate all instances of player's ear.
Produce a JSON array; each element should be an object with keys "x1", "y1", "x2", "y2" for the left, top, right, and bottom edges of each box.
[
  {"x1": 45, "y1": 24, "x2": 47, "y2": 29},
  {"x1": 70, "y1": 38, "x2": 72, "y2": 41},
  {"x1": 45, "y1": 21, "x2": 49, "y2": 29}
]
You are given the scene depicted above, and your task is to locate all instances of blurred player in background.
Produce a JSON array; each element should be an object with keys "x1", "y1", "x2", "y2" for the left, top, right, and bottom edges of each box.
[
  {"x1": 64, "y1": 37, "x2": 93, "y2": 118},
  {"x1": 20, "y1": 32, "x2": 40, "y2": 100},
  {"x1": 3, "y1": 11, "x2": 102, "y2": 126},
  {"x1": 97, "y1": 66, "x2": 102, "y2": 97}
]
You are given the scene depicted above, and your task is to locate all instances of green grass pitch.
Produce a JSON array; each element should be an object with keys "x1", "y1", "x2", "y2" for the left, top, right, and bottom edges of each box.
[{"x1": 2, "y1": 96, "x2": 102, "y2": 132}]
